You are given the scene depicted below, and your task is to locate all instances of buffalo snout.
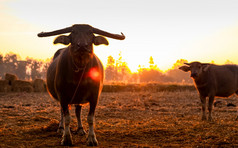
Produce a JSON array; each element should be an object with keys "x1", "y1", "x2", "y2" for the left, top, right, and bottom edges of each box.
[
  {"x1": 81, "y1": 47, "x2": 92, "y2": 53},
  {"x1": 191, "y1": 72, "x2": 198, "y2": 78}
]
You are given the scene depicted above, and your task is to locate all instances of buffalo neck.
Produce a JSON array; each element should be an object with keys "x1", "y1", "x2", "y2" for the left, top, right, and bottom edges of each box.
[{"x1": 194, "y1": 70, "x2": 210, "y2": 89}]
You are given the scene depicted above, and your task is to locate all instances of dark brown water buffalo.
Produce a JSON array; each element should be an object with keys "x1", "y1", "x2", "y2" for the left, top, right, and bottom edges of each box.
[
  {"x1": 38, "y1": 24, "x2": 125, "y2": 146},
  {"x1": 179, "y1": 61, "x2": 238, "y2": 121}
]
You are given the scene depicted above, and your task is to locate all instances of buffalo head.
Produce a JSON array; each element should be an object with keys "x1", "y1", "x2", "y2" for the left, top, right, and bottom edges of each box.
[
  {"x1": 179, "y1": 62, "x2": 210, "y2": 79},
  {"x1": 38, "y1": 24, "x2": 125, "y2": 68}
]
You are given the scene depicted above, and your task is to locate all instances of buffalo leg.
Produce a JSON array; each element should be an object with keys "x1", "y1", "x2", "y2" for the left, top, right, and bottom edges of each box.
[
  {"x1": 200, "y1": 96, "x2": 207, "y2": 121},
  {"x1": 61, "y1": 105, "x2": 73, "y2": 146},
  {"x1": 87, "y1": 102, "x2": 98, "y2": 146},
  {"x1": 208, "y1": 96, "x2": 215, "y2": 121},
  {"x1": 57, "y1": 107, "x2": 64, "y2": 134},
  {"x1": 75, "y1": 105, "x2": 86, "y2": 135}
]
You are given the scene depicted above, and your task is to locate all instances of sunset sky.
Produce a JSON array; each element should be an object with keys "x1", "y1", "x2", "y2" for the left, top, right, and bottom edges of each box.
[{"x1": 1, "y1": 0, "x2": 238, "y2": 72}]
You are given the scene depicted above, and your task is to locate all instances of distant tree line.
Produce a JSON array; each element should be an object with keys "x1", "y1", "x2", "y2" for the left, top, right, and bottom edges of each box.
[
  {"x1": 0, "y1": 53, "x2": 50, "y2": 80},
  {"x1": 1, "y1": 52, "x2": 234, "y2": 84},
  {"x1": 0, "y1": 52, "x2": 193, "y2": 83},
  {"x1": 105, "y1": 55, "x2": 193, "y2": 84}
]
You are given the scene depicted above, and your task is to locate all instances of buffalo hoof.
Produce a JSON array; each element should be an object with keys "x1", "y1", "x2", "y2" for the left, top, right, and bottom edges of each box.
[
  {"x1": 87, "y1": 135, "x2": 98, "y2": 146},
  {"x1": 61, "y1": 134, "x2": 73, "y2": 146},
  {"x1": 76, "y1": 128, "x2": 86, "y2": 136}
]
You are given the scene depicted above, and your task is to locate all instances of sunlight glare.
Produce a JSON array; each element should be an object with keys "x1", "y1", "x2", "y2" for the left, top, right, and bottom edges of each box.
[{"x1": 88, "y1": 67, "x2": 100, "y2": 81}]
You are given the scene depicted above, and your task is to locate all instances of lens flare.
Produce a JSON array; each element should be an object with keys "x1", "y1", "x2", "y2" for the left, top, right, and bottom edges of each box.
[{"x1": 88, "y1": 67, "x2": 100, "y2": 81}]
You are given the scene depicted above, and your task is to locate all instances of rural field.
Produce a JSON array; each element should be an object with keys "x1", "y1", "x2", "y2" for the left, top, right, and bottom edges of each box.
[{"x1": 0, "y1": 85, "x2": 238, "y2": 147}]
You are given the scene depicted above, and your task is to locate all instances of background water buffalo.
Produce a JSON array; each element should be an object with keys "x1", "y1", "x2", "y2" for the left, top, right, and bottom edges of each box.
[
  {"x1": 38, "y1": 24, "x2": 125, "y2": 146},
  {"x1": 179, "y1": 61, "x2": 238, "y2": 121}
]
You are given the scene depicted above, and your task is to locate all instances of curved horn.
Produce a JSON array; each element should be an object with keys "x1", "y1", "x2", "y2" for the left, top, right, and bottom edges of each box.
[
  {"x1": 37, "y1": 27, "x2": 72, "y2": 37},
  {"x1": 93, "y1": 28, "x2": 125, "y2": 40},
  {"x1": 184, "y1": 63, "x2": 191, "y2": 66}
]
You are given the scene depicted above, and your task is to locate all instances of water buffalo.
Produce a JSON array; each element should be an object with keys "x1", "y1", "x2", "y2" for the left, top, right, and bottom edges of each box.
[
  {"x1": 38, "y1": 24, "x2": 125, "y2": 146},
  {"x1": 179, "y1": 61, "x2": 238, "y2": 121}
]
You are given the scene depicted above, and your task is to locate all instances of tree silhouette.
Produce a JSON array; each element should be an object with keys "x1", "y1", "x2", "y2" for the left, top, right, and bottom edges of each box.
[
  {"x1": 149, "y1": 56, "x2": 154, "y2": 68},
  {"x1": 166, "y1": 59, "x2": 192, "y2": 83},
  {"x1": 41, "y1": 59, "x2": 51, "y2": 80},
  {"x1": 0, "y1": 52, "x2": 51, "y2": 80},
  {"x1": 137, "y1": 56, "x2": 164, "y2": 82},
  {"x1": 225, "y1": 60, "x2": 233, "y2": 64},
  {"x1": 149, "y1": 56, "x2": 159, "y2": 70},
  {"x1": 115, "y1": 52, "x2": 131, "y2": 82},
  {"x1": 105, "y1": 53, "x2": 131, "y2": 82},
  {"x1": 172, "y1": 59, "x2": 188, "y2": 69},
  {"x1": 105, "y1": 55, "x2": 116, "y2": 81},
  {"x1": 3, "y1": 53, "x2": 18, "y2": 75},
  {"x1": 26, "y1": 58, "x2": 42, "y2": 80},
  {"x1": 16, "y1": 61, "x2": 28, "y2": 80}
]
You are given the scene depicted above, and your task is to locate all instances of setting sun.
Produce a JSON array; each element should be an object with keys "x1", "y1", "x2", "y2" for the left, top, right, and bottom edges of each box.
[{"x1": 1, "y1": 0, "x2": 238, "y2": 73}]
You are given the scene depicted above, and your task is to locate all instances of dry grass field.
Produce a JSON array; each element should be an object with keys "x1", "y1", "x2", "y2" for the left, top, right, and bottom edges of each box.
[{"x1": 0, "y1": 85, "x2": 238, "y2": 147}]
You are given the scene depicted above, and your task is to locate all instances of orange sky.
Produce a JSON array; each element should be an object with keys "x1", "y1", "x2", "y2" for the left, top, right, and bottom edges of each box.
[{"x1": 1, "y1": 0, "x2": 238, "y2": 72}]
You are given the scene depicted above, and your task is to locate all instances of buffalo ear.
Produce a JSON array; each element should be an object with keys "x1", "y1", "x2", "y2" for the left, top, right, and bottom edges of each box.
[
  {"x1": 179, "y1": 66, "x2": 190, "y2": 72},
  {"x1": 202, "y1": 64, "x2": 210, "y2": 72},
  {"x1": 94, "y1": 36, "x2": 109, "y2": 45},
  {"x1": 53, "y1": 35, "x2": 70, "y2": 45}
]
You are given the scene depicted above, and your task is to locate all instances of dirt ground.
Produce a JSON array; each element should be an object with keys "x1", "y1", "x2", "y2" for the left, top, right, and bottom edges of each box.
[{"x1": 0, "y1": 90, "x2": 238, "y2": 147}]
